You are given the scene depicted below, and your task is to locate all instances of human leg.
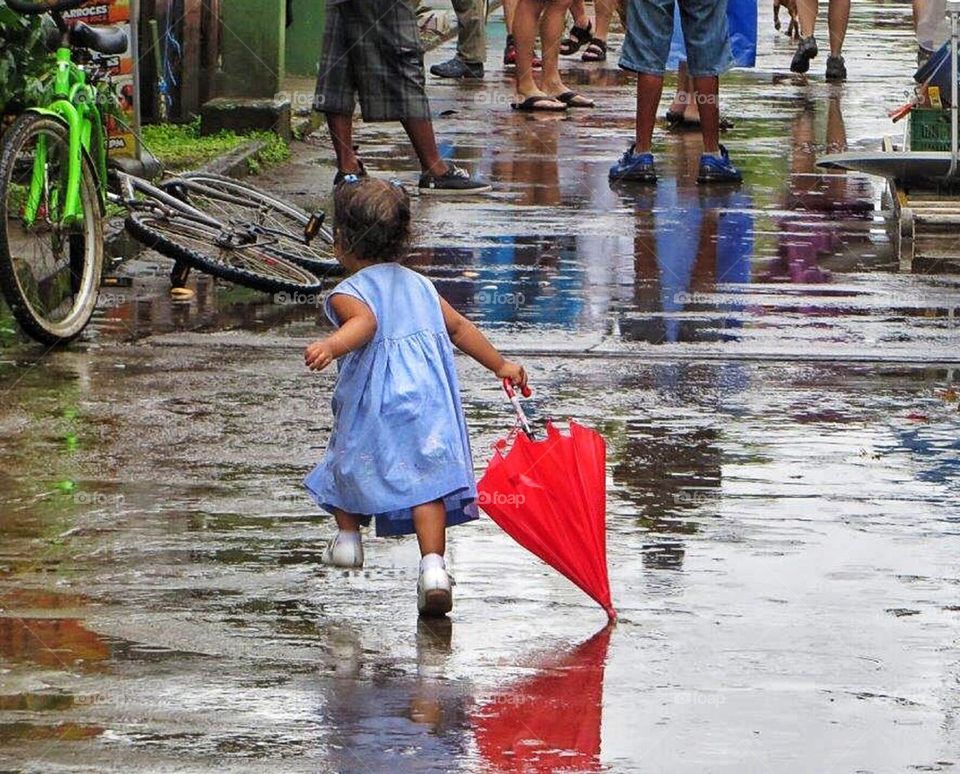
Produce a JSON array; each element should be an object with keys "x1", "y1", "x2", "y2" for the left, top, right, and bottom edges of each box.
[
  {"x1": 692, "y1": 75, "x2": 720, "y2": 153},
  {"x1": 513, "y1": 0, "x2": 566, "y2": 106},
  {"x1": 635, "y1": 74, "x2": 664, "y2": 153},
  {"x1": 668, "y1": 60, "x2": 691, "y2": 117},
  {"x1": 678, "y1": 0, "x2": 741, "y2": 181},
  {"x1": 322, "y1": 508, "x2": 364, "y2": 568},
  {"x1": 540, "y1": 0, "x2": 585, "y2": 97},
  {"x1": 412, "y1": 500, "x2": 447, "y2": 556},
  {"x1": 791, "y1": 0, "x2": 819, "y2": 72},
  {"x1": 414, "y1": 500, "x2": 453, "y2": 616},
  {"x1": 326, "y1": 113, "x2": 362, "y2": 176},
  {"x1": 823, "y1": 0, "x2": 849, "y2": 80},
  {"x1": 609, "y1": 0, "x2": 673, "y2": 182}
]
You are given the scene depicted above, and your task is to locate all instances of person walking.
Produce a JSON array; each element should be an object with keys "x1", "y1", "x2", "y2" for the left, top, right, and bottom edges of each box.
[
  {"x1": 610, "y1": 0, "x2": 742, "y2": 184},
  {"x1": 431, "y1": 0, "x2": 488, "y2": 78},
  {"x1": 789, "y1": 0, "x2": 850, "y2": 81},
  {"x1": 304, "y1": 178, "x2": 528, "y2": 616},
  {"x1": 315, "y1": 0, "x2": 490, "y2": 193}
]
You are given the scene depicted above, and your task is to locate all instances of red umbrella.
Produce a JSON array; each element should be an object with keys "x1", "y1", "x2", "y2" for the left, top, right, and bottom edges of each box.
[
  {"x1": 473, "y1": 624, "x2": 613, "y2": 771},
  {"x1": 478, "y1": 380, "x2": 616, "y2": 621}
]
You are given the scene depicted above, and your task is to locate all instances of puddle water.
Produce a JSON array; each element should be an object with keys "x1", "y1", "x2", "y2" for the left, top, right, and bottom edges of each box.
[{"x1": 2, "y1": 2, "x2": 960, "y2": 771}]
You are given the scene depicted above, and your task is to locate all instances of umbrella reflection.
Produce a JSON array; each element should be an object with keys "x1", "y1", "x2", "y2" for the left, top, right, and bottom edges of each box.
[{"x1": 473, "y1": 624, "x2": 613, "y2": 771}]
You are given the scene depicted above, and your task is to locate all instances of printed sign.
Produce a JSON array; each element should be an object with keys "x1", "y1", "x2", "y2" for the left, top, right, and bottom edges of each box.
[{"x1": 70, "y1": 0, "x2": 138, "y2": 158}]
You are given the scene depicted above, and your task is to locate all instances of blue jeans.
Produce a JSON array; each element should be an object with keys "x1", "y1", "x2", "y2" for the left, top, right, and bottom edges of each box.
[{"x1": 620, "y1": 0, "x2": 732, "y2": 77}]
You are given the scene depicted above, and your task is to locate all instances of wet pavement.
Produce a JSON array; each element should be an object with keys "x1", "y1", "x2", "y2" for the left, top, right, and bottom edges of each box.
[{"x1": 3, "y1": 2, "x2": 960, "y2": 772}]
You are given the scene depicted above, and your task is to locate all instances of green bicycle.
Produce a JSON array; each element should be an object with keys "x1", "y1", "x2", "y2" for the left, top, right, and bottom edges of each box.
[{"x1": 0, "y1": 0, "x2": 337, "y2": 346}]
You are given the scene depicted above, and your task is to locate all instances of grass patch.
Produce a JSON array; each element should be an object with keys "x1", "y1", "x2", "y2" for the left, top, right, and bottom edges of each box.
[{"x1": 141, "y1": 117, "x2": 290, "y2": 173}]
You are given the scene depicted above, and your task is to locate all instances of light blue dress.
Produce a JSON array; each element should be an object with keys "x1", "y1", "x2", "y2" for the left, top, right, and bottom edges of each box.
[{"x1": 304, "y1": 263, "x2": 478, "y2": 537}]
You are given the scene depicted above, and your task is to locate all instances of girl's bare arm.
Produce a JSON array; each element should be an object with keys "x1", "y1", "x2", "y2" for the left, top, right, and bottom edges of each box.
[
  {"x1": 305, "y1": 294, "x2": 377, "y2": 371},
  {"x1": 439, "y1": 297, "x2": 528, "y2": 388}
]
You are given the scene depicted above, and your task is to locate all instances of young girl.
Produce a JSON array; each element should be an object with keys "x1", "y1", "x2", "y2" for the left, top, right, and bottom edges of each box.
[{"x1": 303, "y1": 177, "x2": 527, "y2": 617}]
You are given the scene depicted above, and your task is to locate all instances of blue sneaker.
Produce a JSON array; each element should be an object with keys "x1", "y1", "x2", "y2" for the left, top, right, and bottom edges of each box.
[
  {"x1": 697, "y1": 145, "x2": 742, "y2": 184},
  {"x1": 609, "y1": 144, "x2": 657, "y2": 183}
]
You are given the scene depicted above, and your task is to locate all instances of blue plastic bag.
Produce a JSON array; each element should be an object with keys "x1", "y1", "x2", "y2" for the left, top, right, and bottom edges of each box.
[{"x1": 667, "y1": 0, "x2": 758, "y2": 70}]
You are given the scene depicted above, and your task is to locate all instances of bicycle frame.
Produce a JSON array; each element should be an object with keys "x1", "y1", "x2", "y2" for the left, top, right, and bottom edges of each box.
[{"x1": 22, "y1": 46, "x2": 106, "y2": 227}]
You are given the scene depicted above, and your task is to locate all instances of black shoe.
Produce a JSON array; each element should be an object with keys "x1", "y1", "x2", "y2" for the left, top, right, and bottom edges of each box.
[
  {"x1": 333, "y1": 158, "x2": 368, "y2": 187},
  {"x1": 430, "y1": 57, "x2": 484, "y2": 79},
  {"x1": 790, "y1": 35, "x2": 818, "y2": 74},
  {"x1": 825, "y1": 54, "x2": 847, "y2": 82},
  {"x1": 418, "y1": 164, "x2": 491, "y2": 195}
]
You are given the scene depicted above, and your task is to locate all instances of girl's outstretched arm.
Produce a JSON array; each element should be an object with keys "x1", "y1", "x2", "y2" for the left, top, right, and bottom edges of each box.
[
  {"x1": 439, "y1": 297, "x2": 528, "y2": 388},
  {"x1": 305, "y1": 294, "x2": 377, "y2": 371}
]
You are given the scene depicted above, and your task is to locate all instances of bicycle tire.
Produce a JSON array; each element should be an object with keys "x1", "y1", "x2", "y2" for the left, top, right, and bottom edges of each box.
[
  {"x1": 125, "y1": 207, "x2": 325, "y2": 295},
  {"x1": 0, "y1": 112, "x2": 103, "y2": 345},
  {"x1": 166, "y1": 172, "x2": 338, "y2": 275}
]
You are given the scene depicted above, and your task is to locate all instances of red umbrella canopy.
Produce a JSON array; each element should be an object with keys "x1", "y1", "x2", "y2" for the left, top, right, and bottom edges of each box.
[
  {"x1": 473, "y1": 624, "x2": 613, "y2": 771},
  {"x1": 478, "y1": 420, "x2": 615, "y2": 621}
]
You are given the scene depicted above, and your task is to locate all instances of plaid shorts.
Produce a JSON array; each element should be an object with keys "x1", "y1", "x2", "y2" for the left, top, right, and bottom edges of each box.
[{"x1": 315, "y1": 0, "x2": 432, "y2": 122}]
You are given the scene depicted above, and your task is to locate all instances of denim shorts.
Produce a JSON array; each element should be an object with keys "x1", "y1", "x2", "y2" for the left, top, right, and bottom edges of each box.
[{"x1": 619, "y1": 0, "x2": 732, "y2": 77}]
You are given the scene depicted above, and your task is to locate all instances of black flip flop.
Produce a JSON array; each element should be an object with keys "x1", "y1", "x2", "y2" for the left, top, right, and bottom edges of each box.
[
  {"x1": 555, "y1": 91, "x2": 595, "y2": 109},
  {"x1": 511, "y1": 95, "x2": 568, "y2": 112},
  {"x1": 665, "y1": 115, "x2": 736, "y2": 131}
]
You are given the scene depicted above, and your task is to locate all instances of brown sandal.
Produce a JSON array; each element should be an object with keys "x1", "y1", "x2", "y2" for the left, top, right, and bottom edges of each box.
[
  {"x1": 581, "y1": 38, "x2": 607, "y2": 62},
  {"x1": 560, "y1": 21, "x2": 593, "y2": 56}
]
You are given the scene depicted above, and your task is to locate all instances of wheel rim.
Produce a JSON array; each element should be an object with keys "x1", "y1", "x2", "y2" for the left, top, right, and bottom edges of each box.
[
  {"x1": 138, "y1": 214, "x2": 322, "y2": 288},
  {"x1": 169, "y1": 177, "x2": 336, "y2": 267},
  {"x1": 2, "y1": 122, "x2": 99, "y2": 339}
]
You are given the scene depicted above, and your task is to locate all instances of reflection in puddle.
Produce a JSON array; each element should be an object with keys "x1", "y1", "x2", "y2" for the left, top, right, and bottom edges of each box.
[{"x1": 474, "y1": 625, "x2": 612, "y2": 772}]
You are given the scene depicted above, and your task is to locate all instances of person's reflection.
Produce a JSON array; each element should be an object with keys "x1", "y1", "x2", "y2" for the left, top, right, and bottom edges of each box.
[
  {"x1": 620, "y1": 136, "x2": 753, "y2": 345},
  {"x1": 473, "y1": 624, "x2": 613, "y2": 771},
  {"x1": 319, "y1": 621, "x2": 470, "y2": 773},
  {"x1": 493, "y1": 115, "x2": 564, "y2": 206},
  {"x1": 772, "y1": 95, "x2": 874, "y2": 283}
]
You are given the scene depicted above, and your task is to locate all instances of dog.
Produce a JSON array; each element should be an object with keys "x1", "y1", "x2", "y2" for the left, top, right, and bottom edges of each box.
[{"x1": 774, "y1": 0, "x2": 800, "y2": 40}]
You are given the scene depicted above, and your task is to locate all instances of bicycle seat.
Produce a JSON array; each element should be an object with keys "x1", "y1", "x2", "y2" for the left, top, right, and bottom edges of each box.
[{"x1": 69, "y1": 22, "x2": 128, "y2": 55}]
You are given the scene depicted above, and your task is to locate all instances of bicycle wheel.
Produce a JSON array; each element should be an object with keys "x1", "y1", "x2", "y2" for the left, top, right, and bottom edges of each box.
[
  {"x1": 0, "y1": 113, "x2": 103, "y2": 345},
  {"x1": 164, "y1": 173, "x2": 338, "y2": 275},
  {"x1": 125, "y1": 197, "x2": 325, "y2": 295}
]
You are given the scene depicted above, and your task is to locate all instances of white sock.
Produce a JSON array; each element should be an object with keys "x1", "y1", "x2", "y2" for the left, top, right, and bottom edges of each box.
[
  {"x1": 420, "y1": 553, "x2": 445, "y2": 573},
  {"x1": 336, "y1": 530, "x2": 361, "y2": 545}
]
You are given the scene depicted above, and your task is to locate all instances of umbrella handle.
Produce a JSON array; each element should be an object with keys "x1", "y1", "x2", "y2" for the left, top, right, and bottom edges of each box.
[
  {"x1": 501, "y1": 378, "x2": 532, "y2": 400},
  {"x1": 502, "y1": 378, "x2": 534, "y2": 437}
]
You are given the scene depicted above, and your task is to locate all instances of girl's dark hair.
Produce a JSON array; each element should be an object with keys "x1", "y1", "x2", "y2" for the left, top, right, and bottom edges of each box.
[{"x1": 333, "y1": 178, "x2": 412, "y2": 263}]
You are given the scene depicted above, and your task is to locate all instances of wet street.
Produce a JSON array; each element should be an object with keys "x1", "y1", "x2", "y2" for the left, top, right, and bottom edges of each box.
[{"x1": 3, "y1": 2, "x2": 960, "y2": 772}]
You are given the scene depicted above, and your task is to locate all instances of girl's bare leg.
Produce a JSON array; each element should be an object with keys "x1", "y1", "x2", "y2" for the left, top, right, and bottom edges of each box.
[
  {"x1": 333, "y1": 508, "x2": 361, "y2": 532},
  {"x1": 413, "y1": 500, "x2": 447, "y2": 557}
]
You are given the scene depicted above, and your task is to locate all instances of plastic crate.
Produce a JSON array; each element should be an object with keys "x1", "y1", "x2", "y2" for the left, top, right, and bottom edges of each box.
[{"x1": 911, "y1": 107, "x2": 954, "y2": 151}]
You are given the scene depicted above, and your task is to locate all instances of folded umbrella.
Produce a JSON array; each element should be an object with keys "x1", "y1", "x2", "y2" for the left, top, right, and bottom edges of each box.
[{"x1": 478, "y1": 380, "x2": 616, "y2": 621}]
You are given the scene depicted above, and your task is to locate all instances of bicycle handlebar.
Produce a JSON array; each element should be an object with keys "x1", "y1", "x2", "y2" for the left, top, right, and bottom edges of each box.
[{"x1": 4, "y1": 0, "x2": 89, "y2": 15}]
